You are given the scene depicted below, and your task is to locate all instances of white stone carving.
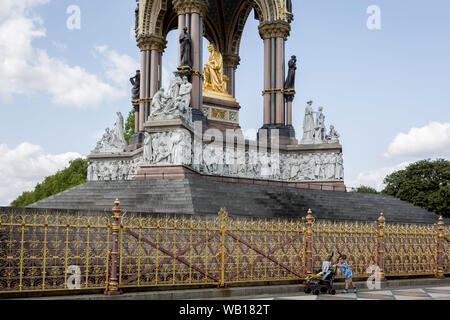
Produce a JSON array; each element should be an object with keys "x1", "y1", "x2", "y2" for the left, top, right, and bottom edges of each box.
[
  {"x1": 196, "y1": 148, "x2": 344, "y2": 182},
  {"x1": 150, "y1": 75, "x2": 192, "y2": 123},
  {"x1": 326, "y1": 125, "x2": 340, "y2": 144},
  {"x1": 87, "y1": 157, "x2": 144, "y2": 181},
  {"x1": 300, "y1": 102, "x2": 341, "y2": 146},
  {"x1": 301, "y1": 101, "x2": 315, "y2": 144},
  {"x1": 93, "y1": 112, "x2": 128, "y2": 153}
]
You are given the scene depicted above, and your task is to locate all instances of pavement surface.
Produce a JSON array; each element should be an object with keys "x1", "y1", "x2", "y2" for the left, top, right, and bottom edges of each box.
[{"x1": 238, "y1": 286, "x2": 450, "y2": 300}]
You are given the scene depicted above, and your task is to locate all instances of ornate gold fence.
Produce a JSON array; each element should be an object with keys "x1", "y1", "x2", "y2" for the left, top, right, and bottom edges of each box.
[
  {"x1": 0, "y1": 211, "x2": 111, "y2": 293},
  {"x1": 118, "y1": 208, "x2": 305, "y2": 289},
  {"x1": 384, "y1": 223, "x2": 436, "y2": 276},
  {"x1": 0, "y1": 202, "x2": 448, "y2": 296},
  {"x1": 312, "y1": 220, "x2": 378, "y2": 278}
]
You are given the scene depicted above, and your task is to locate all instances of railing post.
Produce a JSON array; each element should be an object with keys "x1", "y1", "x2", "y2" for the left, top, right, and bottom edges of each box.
[
  {"x1": 218, "y1": 208, "x2": 227, "y2": 287},
  {"x1": 105, "y1": 199, "x2": 123, "y2": 295},
  {"x1": 376, "y1": 212, "x2": 387, "y2": 281},
  {"x1": 305, "y1": 209, "x2": 314, "y2": 275},
  {"x1": 435, "y1": 216, "x2": 445, "y2": 279}
]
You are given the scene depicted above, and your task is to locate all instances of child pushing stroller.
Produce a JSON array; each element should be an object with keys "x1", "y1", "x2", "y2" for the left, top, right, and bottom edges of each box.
[{"x1": 304, "y1": 253, "x2": 337, "y2": 295}]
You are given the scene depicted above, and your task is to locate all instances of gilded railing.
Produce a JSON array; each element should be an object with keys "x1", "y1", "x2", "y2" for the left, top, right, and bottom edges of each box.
[
  {"x1": 0, "y1": 203, "x2": 448, "y2": 296},
  {"x1": 118, "y1": 209, "x2": 305, "y2": 288},
  {"x1": 0, "y1": 210, "x2": 111, "y2": 293},
  {"x1": 443, "y1": 226, "x2": 450, "y2": 274},
  {"x1": 312, "y1": 220, "x2": 377, "y2": 278},
  {"x1": 384, "y1": 223, "x2": 436, "y2": 276}
]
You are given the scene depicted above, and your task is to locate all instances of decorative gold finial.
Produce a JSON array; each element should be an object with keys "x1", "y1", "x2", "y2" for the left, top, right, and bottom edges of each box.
[{"x1": 378, "y1": 212, "x2": 385, "y2": 224}]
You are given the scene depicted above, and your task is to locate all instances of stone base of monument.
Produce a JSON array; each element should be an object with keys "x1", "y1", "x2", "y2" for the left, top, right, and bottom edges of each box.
[
  {"x1": 202, "y1": 93, "x2": 241, "y2": 131},
  {"x1": 136, "y1": 164, "x2": 347, "y2": 190},
  {"x1": 259, "y1": 124, "x2": 298, "y2": 145}
]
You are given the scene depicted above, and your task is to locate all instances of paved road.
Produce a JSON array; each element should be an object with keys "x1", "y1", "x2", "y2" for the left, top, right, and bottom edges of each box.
[{"x1": 233, "y1": 286, "x2": 450, "y2": 300}]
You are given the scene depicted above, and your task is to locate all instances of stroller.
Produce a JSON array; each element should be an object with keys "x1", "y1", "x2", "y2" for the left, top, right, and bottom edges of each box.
[{"x1": 304, "y1": 253, "x2": 338, "y2": 295}]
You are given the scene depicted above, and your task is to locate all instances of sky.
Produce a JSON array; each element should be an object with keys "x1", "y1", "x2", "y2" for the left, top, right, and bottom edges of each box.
[{"x1": 0, "y1": 0, "x2": 449, "y2": 206}]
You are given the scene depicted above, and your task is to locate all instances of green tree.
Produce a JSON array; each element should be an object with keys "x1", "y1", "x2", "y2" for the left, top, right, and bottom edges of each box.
[
  {"x1": 352, "y1": 185, "x2": 379, "y2": 194},
  {"x1": 11, "y1": 158, "x2": 89, "y2": 207},
  {"x1": 382, "y1": 159, "x2": 450, "y2": 216},
  {"x1": 124, "y1": 108, "x2": 135, "y2": 144}
]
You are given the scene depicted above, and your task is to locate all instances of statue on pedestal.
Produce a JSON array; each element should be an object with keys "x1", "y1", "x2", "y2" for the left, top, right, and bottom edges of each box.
[
  {"x1": 301, "y1": 101, "x2": 315, "y2": 144},
  {"x1": 179, "y1": 27, "x2": 192, "y2": 67},
  {"x1": 284, "y1": 55, "x2": 297, "y2": 90}
]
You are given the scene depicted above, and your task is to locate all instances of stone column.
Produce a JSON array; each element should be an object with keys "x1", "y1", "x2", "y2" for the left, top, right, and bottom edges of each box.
[
  {"x1": 178, "y1": 14, "x2": 186, "y2": 66},
  {"x1": 275, "y1": 37, "x2": 285, "y2": 124},
  {"x1": 173, "y1": 0, "x2": 208, "y2": 112},
  {"x1": 286, "y1": 96, "x2": 293, "y2": 126},
  {"x1": 223, "y1": 53, "x2": 240, "y2": 97},
  {"x1": 138, "y1": 50, "x2": 147, "y2": 132},
  {"x1": 191, "y1": 12, "x2": 200, "y2": 110},
  {"x1": 258, "y1": 21, "x2": 290, "y2": 126},
  {"x1": 137, "y1": 35, "x2": 166, "y2": 127},
  {"x1": 263, "y1": 38, "x2": 271, "y2": 125},
  {"x1": 150, "y1": 50, "x2": 160, "y2": 98}
]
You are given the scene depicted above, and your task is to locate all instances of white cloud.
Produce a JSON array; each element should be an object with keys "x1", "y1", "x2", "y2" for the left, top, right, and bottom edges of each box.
[
  {"x1": 0, "y1": 1, "x2": 130, "y2": 108},
  {"x1": 0, "y1": 142, "x2": 81, "y2": 206},
  {"x1": 93, "y1": 45, "x2": 139, "y2": 87},
  {"x1": 347, "y1": 161, "x2": 412, "y2": 191},
  {"x1": 384, "y1": 122, "x2": 450, "y2": 159}
]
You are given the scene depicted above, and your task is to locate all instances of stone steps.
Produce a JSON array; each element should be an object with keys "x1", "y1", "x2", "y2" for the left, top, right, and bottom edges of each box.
[{"x1": 27, "y1": 178, "x2": 444, "y2": 224}]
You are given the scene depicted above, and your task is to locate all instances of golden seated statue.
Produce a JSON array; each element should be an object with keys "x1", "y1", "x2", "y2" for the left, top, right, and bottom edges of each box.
[{"x1": 202, "y1": 44, "x2": 234, "y2": 102}]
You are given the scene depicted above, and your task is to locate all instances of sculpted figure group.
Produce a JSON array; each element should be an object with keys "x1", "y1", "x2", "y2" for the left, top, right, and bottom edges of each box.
[
  {"x1": 301, "y1": 101, "x2": 340, "y2": 145},
  {"x1": 150, "y1": 75, "x2": 192, "y2": 122},
  {"x1": 93, "y1": 112, "x2": 127, "y2": 153}
]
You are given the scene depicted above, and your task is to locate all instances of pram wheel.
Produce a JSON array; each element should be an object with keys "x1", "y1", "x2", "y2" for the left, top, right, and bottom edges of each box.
[
  {"x1": 304, "y1": 287, "x2": 312, "y2": 294},
  {"x1": 313, "y1": 289, "x2": 320, "y2": 295},
  {"x1": 328, "y1": 288, "x2": 336, "y2": 295}
]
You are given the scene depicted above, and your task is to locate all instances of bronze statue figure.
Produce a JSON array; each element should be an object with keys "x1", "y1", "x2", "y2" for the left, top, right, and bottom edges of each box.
[
  {"x1": 286, "y1": 0, "x2": 293, "y2": 13},
  {"x1": 130, "y1": 70, "x2": 140, "y2": 108},
  {"x1": 179, "y1": 27, "x2": 192, "y2": 67},
  {"x1": 284, "y1": 55, "x2": 297, "y2": 90}
]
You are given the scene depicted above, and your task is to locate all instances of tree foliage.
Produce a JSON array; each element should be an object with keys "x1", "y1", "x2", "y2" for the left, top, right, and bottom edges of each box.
[
  {"x1": 124, "y1": 108, "x2": 135, "y2": 144},
  {"x1": 10, "y1": 158, "x2": 89, "y2": 208},
  {"x1": 382, "y1": 159, "x2": 450, "y2": 216},
  {"x1": 353, "y1": 185, "x2": 379, "y2": 194}
]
